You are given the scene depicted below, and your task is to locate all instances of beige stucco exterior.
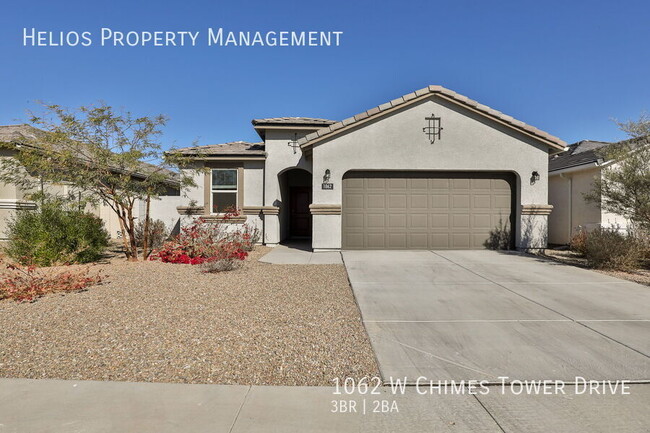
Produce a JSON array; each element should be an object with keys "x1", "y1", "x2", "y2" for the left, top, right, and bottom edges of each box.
[
  {"x1": 548, "y1": 163, "x2": 630, "y2": 245},
  {"x1": 179, "y1": 90, "x2": 561, "y2": 251}
]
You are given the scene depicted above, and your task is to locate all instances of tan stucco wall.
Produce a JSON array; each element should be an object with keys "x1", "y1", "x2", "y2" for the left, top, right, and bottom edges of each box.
[
  {"x1": 548, "y1": 166, "x2": 602, "y2": 244},
  {"x1": 311, "y1": 95, "x2": 552, "y2": 250}
]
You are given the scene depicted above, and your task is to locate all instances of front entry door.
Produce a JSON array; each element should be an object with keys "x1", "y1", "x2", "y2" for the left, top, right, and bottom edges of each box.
[{"x1": 289, "y1": 186, "x2": 312, "y2": 238}]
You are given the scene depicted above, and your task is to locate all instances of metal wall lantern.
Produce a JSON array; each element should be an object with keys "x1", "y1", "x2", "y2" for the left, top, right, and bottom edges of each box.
[
  {"x1": 423, "y1": 113, "x2": 443, "y2": 144},
  {"x1": 530, "y1": 171, "x2": 540, "y2": 185},
  {"x1": 287, "y1": 133, "x2": 299, "y2": 154}
]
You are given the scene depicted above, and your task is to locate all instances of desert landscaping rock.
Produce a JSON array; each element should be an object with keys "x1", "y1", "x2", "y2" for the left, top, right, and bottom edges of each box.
[{"x1": 0, "y1": 247, "x2": 379, "y2": 385}]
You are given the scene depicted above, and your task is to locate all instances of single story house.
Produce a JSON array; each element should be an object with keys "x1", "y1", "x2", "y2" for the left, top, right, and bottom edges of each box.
[
  {"x1": 173, "y1": 85, "x2": 566, "y2": 251},
  {"x1": 0, "y1": 124, "x2": 184, "y2": 240},
  {"x1": 548, "y1": 139, "x2": 631, "y2": 245}
]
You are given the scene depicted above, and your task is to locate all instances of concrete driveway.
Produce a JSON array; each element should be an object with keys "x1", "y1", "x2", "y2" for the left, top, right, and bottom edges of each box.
[{"x1": 343, "y1": 250, "x2": 650, "y2": 383}]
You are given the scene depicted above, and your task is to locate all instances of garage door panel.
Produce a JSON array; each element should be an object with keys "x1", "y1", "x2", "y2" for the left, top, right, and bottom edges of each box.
[
  {"x1": 342, "y1": 172, "x2": 514, "y2": 250},
  {"x1": 388, "y1": 214, "x2": 407, "y2": 228},
  {"x1": 366, "y1": 214, "x2": 385, "y2": 228}
]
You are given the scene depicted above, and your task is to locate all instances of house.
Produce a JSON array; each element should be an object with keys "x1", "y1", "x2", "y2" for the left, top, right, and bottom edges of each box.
[
  {"x1": 0, "y1": 124, "x2": 184, "y2": 240},
  {"x1": 548, "y1": 139, "x2": 631, "y2": 245},
  {"x1": 172, "y1": 85, "x2": 566, "y2": 251}
]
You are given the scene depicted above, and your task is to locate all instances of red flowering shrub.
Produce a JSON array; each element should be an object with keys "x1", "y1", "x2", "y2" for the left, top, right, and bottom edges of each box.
[
  {"x1": 150, "y1": 208, "x2": 257, "y2": 271},
  {"x1": 0, "y1": 262, "x2": 103, "y2": 302}
]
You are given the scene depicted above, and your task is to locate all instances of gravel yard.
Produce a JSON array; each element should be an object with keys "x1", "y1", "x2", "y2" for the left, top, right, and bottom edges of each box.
[
  {"x1": 0, "y1": 247, "x2": 379, "y2": 385},
  {"x1": 541, "y1": 249, "x2": 650, "y2": 286}
]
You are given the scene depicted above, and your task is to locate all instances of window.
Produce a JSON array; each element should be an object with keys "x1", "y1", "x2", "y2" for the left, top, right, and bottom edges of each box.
[{"x1": 211, "y1": 169, "x2": 238, "y2": 213}]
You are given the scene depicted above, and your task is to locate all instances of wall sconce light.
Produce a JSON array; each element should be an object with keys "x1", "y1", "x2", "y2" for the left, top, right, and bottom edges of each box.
[
  {"x1": 530, "y1": 171, "x2": 540, "y2": 185},
  {"x1": 423, "y1": 113, "x2": 443, "y2": 144},
  {"x1": 287, "y1": 133, "x2": 299, "y2": 154}
]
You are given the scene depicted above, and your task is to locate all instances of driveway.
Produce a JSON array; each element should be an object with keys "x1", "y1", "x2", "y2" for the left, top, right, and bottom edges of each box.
[{"x1": 343, "y1": 250, "x2": 650, "y2": 383}]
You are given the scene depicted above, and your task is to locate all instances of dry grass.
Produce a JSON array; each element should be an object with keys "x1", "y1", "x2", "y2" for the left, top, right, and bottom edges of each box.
[
  {"x1": 541, "y1": 249, "x2": 650, "y2": 286},
  {"x1": 0, "y1": 247, "x2": 379, "y2": 385}
]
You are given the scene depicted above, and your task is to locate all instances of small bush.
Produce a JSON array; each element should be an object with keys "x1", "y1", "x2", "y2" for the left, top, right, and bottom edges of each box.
[
  {"x1": 5, "y1": 199, "x2": 109, "y2": 266},
  {"x1": 134, "y1": 218, "x2": 169, "y2": 251},
  {"x1": 483, "y1": 219, "x2": 511, "y2": 250},
  {"x1": 150, "y1": 209, "x2": 250, "y2": 269},
  {"x1": 0, "y1": 262, "x2": 103, "y2": 302},
  {"x1": 569, "y1": 229, "x2": 588, "y2": 255},
  {"x1": 579, "y1": 227, "x2": 644, "y2": 270}
]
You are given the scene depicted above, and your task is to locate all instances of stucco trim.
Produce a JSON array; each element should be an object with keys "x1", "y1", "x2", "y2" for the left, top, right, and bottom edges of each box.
[
  {"x1": 309, "y1": 204, "x2": 342, "y2": 215},
  {"x1": 298, "y1": 85, "x2": 566, "y2": 151},
  {"x1": 261, "y1": 206, "x2": 280, "y2": 215},
  {"x1": 176, "y1": 205, "x2": 204, "y2": 215},
  {"x1": 521, "y1": 204, "x2": 554, "y2": 215},
  {"x1": 200, "y1": 214, "x2": 247, "y2": 224},
  {"x1": 0, "y1": 199, "x2": 37, "y2": 210},
  {"x1": 242, "y1": 206, "x2": 265, "y2": 215}
]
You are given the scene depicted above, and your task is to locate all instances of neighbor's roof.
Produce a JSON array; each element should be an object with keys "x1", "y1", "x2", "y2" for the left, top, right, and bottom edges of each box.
[
  {"x1": 251, "y1": 117, "x2": 336, "y2": 127},
  {"x1": 296, "y1": 85, "x2": 567, "y2": 150},
  {"x1": 0, "y1": 124, "x2": 45, "y2": 143},
  {"x1": 549, "y1": 140, "x2": 611, "y2": 172},
  {"x1": 172, "y1": 141, "x2": 266, "y2": 157},
  {"x1": 0, "y1": 124, "x2": 180, "y2": 186}
]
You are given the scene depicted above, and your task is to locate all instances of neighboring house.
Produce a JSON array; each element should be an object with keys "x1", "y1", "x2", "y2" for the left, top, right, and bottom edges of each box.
[
  {"x1": 548, "y1": 139, "x2": 631, "y2": 245},
  {"x1": 171, "y1": 85, "x2": 566, "y2": 251},
  {"x1": 0, "y1": 124, "x2": 184, "y2": 240}
]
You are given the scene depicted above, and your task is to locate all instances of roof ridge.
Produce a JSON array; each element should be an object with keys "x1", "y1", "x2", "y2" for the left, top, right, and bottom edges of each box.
[{"x1": 296, "y1": 85, "x2": 566, "y2": 149}]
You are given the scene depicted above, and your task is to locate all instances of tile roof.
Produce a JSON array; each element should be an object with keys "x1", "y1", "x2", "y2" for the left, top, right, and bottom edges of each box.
[
  {"x1": 0, "y1": 124, "x2": 45, "y2": 143},
  {"x1": 296, "y1": 85, "x2": 567, "y2": 150},
  {"x1": 0, "y1": 124, "x2": 180, "y2": 185},
  {"x1": 549, "y1": 140, "x2": 611, "y2": 172},
  {"x1": 251, "y1": 117, "x2": 336, "y2": 126},
  {"x1": 172, "y1": 141, "x2": 265, "y2": 156}
]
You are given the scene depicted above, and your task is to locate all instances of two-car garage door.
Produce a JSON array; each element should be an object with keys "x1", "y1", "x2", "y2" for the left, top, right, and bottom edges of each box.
[{"x1": 342, "y1": 171, "x2": 515, "y2": 249}]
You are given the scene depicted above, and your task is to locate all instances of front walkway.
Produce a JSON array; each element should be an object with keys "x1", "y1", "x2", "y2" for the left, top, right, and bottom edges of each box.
[
  {"x1": 1, "y1": 378, "x2": 649, "y2": 432},
  {"x1": 259, "y1": 241, "x2": 342, "y2": 264}
]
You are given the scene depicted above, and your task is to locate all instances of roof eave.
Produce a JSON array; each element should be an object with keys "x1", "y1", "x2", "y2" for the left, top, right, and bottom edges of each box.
[{"x1": 299, "y1": 87, "x2": 566, "y2": 152}]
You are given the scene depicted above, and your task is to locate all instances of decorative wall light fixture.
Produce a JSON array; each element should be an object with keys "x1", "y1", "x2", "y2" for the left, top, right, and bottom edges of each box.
[
  {"x1": 287, "y1": 133, "x2": 299, "y2": 154},
  {"x1": 423, "y1": 113, "x2": 443, "y2": 144},
  {"x1": 530, "y1": 171, "x2": 540, "y2": 185}
]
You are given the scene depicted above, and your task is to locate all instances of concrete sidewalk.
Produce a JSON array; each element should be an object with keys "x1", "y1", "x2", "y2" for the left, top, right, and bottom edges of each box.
[
  {"x1": 259, "y1": 242, "x2": 342, "y2": 264},
  {"x1": 1, "y1": 378, "x2": 649, "y2": 432}
]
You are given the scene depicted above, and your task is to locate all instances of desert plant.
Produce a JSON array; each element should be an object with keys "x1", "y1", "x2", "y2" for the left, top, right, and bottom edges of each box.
[
  {"x1": 0, "y1": 262, "x2": 103, "y2": 302},
  {"x1": 569, "y1": 228, "x2": 589, "y2": 255},
  {"x1": 5, "y1": 198, "x2": 109, "y2": 266},
  {"x1": 483, "y1": 218, "x2": 511, "y2": 250},
  {"x1": 149, "y1": 209, "x2": 250, "y2": 268},
  {"x1": 580, "y1": 227, "x2": 644, "y2": 270},
  {"x1": 134, "y1": 218, "x2": 169, "y2": 256}
]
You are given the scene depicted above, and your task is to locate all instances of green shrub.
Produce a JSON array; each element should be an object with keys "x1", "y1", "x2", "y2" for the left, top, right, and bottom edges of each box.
[
  {"x1": 580, "y1": 227, "x2": 644, "y2": 270},
  {"x1": 5, "y1": 200, "x2": 109, "y2": 266}
]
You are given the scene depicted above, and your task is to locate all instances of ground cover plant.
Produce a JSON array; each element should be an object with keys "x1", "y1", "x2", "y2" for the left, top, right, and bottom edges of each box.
[{"x1": 0, "y1": 262, "x2": 103, "y2": 302}]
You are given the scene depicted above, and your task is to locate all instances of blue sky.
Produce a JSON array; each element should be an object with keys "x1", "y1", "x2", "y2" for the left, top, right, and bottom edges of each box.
[{"x1": 1, "y1": 0, "x2": 648, "y2": 148}]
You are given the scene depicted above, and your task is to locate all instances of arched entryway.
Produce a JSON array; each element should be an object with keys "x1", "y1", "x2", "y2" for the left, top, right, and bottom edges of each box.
[{"x1": 278, "y1": 168, "x2": 312, "y2": 241}]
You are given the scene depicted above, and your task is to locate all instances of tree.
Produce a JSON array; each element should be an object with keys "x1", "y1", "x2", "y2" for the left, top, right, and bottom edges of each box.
[
  {"x1": 585, "y1": 113, "x2": 650, "y2": 233},
  {"x1": 0, "y1": 103, "x2": 195, "y2": 261}
]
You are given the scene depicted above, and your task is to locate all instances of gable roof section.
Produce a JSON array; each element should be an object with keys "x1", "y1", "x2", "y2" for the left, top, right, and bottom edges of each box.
[
  {"x1": 549, "y1": 140, "x2": 611, "y2": 172},
  {"x1": 172, "y1": 141, "x2": 265, "y2": 157},
  {"x1": 251, "y1": 117, "x2": 336, "y2": 127},
  {"x1": 297, "y1": 85, "x2": 567, "y2": 151}
]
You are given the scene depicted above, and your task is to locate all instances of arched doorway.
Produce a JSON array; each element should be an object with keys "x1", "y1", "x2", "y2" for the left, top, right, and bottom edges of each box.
[{"x1": 278, "y1": 168, "x2": 312, "y2": 241}]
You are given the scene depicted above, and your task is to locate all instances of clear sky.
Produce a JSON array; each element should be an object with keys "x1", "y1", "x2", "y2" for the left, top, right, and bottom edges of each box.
[{"x1": 1, "y1": 0, "x2": 648, "y2": 148}]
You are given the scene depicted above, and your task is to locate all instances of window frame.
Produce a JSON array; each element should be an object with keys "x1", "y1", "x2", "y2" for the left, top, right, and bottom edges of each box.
[{"x1": 210, "y1": 168, "x2": 238, "y2": 214}]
